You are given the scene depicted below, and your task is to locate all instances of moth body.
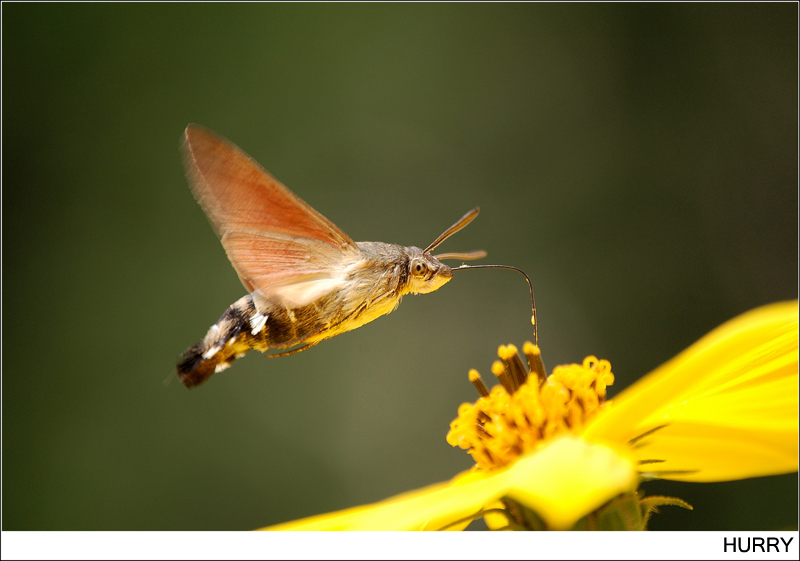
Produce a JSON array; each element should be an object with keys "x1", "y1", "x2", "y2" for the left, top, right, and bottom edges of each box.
[{"x1": 178, "y1": 242, "x2": 452, "y2": 387}]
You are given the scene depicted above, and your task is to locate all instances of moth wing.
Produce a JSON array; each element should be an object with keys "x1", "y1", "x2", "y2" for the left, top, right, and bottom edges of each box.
[
  {"x1": 182, "y1": 124, "x2": 363, "y2": 305},
  {"x1": 221, "y1": 231, "x2": 359, "y2": 307}
]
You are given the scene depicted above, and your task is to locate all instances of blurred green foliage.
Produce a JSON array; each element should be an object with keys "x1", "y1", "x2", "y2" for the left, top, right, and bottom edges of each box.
[{"x1": 3, "y1": 3, "x2": 796, "y2": 530}]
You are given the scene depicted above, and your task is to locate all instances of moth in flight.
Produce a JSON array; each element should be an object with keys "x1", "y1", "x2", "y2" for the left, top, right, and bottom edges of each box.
[{"x1": 177, "y1": 125, "x2": 498, "y2": 388}]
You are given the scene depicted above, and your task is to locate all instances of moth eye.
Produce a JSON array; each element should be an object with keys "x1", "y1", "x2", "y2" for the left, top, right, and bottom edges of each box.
[{"x1": 411, "y1": 260, "x2": 428, "y2": 277}]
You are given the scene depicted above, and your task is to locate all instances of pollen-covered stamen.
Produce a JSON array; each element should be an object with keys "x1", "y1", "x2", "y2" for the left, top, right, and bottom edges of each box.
[
  {"x1": 447, "y1": 345, "x2": 615, "y2": 471},
  {"x1": 523, "y1": 341, "x2": 547, "y2": 385},
  {"x1": 469, "y1": 369, "x2": 490, "y2": 397},
  {"x1": 491, "y1": 360, "x2": 517, "y2": 393},
  {"x1": 499, "y1": 344, "x2": 528, "y2": 387}
]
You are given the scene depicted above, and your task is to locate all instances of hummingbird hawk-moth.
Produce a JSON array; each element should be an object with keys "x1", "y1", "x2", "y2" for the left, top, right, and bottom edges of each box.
[{"x1": 176, "y1": 125, "x2": 511, "y2": 388}]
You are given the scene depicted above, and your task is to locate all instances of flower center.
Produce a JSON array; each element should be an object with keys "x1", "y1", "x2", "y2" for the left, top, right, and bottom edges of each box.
[{"x1": 446, "y1": 342, "x2": 615, "y2": 471}]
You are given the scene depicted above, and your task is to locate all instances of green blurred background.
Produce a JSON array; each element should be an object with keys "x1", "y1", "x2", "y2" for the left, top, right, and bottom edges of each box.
[{"x1": 3, "y1": 3, "x2": 797, "y2": 530}]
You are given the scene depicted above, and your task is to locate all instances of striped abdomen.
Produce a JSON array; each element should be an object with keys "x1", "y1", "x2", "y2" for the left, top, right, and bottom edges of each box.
[
  {"x1": 177, "y1": 294, "x2": 320, "y2": 387},
  {"x1": 177, "y1": 250, "x2": 410, "y2": 388}
]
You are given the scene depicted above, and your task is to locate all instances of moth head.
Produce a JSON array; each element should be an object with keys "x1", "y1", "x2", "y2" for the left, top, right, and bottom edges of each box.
[
  {"x1": 406, "y1": 252, "x2": 453, "y2": 294},
  {"x1": 404, "y1": 206, "x2": 488, "y2": 295}
]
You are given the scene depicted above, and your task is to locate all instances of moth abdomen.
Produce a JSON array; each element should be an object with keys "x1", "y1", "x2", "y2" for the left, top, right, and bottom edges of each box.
[
  {"x1": 177, "y1": 292, "x2": 338, "y2": 387},
  {"x1": 177, "y1": 295, "x2": 260, "y2": 388}
]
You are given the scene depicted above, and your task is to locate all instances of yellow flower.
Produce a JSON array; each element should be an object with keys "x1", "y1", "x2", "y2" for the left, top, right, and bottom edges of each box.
[{"x1": 264, "y1": 301, "x2": 798, "y2": 530}]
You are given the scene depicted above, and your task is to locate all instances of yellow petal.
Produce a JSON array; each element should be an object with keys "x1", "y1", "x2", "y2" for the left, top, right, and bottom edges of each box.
[
  {"x1": 262, "y1": 473, "x2": 503, "y2": 531},
  {"x1": 586, "y1": 301, "x2": 798, "y2": 481},
  {"x1": 263, "y1": 436, "x2": 637, "y2": 531},
  {"x1": 631, "y1": 422, "x2": 796, "y2": 482},
  {"x1": 502, "y1": 436, "x2": 638, "y2": 530}
]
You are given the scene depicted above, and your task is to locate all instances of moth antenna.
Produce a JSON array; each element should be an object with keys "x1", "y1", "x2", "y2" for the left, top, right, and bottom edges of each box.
[
  {"x1": 452, "y1": 264, "x2": 539, "y2": 346},
  {"x1": 424, "y1": 207, "x2": 480, "y2": 253},
  {"x1": 434, "y1": 250, "x2": 487, "y2": 261}
]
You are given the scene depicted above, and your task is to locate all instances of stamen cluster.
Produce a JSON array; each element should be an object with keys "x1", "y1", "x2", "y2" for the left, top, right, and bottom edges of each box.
[{"x1": 447, "y1": 343, "x2": 615, "y2": 471}]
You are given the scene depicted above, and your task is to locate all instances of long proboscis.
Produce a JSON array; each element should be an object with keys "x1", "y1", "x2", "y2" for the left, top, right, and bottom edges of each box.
[
  {"x1": 451, "y1": 263, "x2": 539, "y2": 346},
  {"x1": 424, "y1": 207, "x2": 481, "y2": 253}
]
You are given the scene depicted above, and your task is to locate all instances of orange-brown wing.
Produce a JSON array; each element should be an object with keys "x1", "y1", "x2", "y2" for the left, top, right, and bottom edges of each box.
[{"x1": 182, "y1": 124, "x2": 363, "y2": 297}]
